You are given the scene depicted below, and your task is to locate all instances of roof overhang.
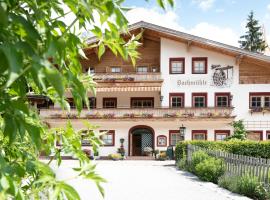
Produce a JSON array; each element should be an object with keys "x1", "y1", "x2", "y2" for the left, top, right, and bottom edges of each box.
[{"x1": 85, "y1": 21, "x2": 270, "y2": 66}]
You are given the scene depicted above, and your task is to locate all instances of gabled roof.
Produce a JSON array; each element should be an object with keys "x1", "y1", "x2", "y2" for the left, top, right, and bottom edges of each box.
[{"x1": 86, "y1": 21, "x2": 270, "y2": 64}]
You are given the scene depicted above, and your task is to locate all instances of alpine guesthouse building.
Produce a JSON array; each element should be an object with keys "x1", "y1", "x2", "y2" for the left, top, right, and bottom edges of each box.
[{"x1": 31, "y1": 22, "x2": 270, "y2": 157}]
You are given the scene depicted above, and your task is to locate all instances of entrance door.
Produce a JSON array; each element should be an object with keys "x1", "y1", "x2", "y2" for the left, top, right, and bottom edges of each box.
[
  {"x1": 130, "y1": 127, "x2": 154, "y2": 156},
  {"x1": 132, "y1": 134, "x2": 142, "y2": 156}
]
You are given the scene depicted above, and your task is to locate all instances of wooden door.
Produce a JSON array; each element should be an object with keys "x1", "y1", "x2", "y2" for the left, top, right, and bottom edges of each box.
[{"x1": 132, "y1": 134, "x2": 142, "y2": 156}]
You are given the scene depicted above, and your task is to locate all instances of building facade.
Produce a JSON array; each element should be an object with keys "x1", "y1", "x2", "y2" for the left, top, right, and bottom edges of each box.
[{"x1": 32, "y1": 22, "x2": 270, "y2": 157}]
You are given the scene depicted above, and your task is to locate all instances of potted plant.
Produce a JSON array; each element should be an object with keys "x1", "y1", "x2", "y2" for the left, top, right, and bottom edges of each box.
[
  {"x1": 117, "y1": 148, "x2": 125, "y2": 157},
  {"x1": 143, "y1": 147, "x2": 153, "y2": 156},
  {"x1": 94, "y1": 151, "x2": 100, "y2": 160},
  {"x1": 153, "y1": 149, "x2": 159, "y2": 159},
  {"x1": 108, "y1": 153, "x2": 122, "y2": 161}
]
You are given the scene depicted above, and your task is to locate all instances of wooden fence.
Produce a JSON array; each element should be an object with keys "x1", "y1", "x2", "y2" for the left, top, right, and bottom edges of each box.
[{"x1": 187, "y1": 144, "x2": 270, "y2": 185}]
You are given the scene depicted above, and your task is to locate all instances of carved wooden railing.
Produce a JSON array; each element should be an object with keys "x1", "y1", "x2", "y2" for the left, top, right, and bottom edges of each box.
[
  {"x1": 40, "y1": 107, "x2": 234, "y2": 119},
  {"x1": 92, "y1": 72, "x2": 163, "y2": 82}
]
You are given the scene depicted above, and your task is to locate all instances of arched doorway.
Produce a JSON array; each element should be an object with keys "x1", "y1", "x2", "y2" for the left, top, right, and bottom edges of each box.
[{"x1": 128, "y1": 125, "x2": 155, "y2": 156}]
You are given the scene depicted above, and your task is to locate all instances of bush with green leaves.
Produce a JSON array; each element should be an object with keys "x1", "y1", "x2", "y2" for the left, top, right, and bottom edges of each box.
[
  {"x1": 189, "y1": 150, "x2": 210, "y2": 172},
  {"x1": 218, "y1": 175, "x2": 268, "y2": 200},
  {"x1": 194, "y1": 157, "x2": 225, "y2": 183},
  {"x1": 0, "y1": 0, "x2": 174, "y2": 199},
  {"x1": 175, "y1": 140, "x2": 270, "y2": 162}
]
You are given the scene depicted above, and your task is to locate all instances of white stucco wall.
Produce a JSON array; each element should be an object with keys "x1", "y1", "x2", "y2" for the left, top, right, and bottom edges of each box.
[{"x1": 160, "y1": 38, "x2": 270, "y2": 132}]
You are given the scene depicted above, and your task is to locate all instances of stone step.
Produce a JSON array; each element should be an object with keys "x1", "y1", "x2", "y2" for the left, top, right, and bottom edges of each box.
[{"x1": 126, "y1": 156, "x2": 155, "y2": 160}]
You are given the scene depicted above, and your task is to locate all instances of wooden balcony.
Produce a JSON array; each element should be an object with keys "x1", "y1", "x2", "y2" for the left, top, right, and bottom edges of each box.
[
  {"x1": 92, "y1": 72, "x2": 163, "y2": 82},
  {"x1": 40, "y1": 107, "x2": 235, "y2": 121}
]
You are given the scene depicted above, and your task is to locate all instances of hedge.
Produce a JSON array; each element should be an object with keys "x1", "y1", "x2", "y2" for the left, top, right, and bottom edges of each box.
[{"x1": 175, "y1": 140, "x2": 270, "y2": 162}]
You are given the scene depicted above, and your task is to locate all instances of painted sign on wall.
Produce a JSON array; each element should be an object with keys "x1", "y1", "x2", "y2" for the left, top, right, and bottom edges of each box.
[{"x1": 211, "y1": 65, "x2": 234, "y2": 88}]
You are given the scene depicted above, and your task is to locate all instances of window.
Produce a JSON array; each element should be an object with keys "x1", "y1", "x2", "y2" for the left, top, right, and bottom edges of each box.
[
  {"x1": 215, "y1": 130, "x2": 230, "y2": 141},
  {"x1": 81, "y1": 130, "x2": 92, "y2": 146},
  {"x1": 192, "y1": 93, "x2": 207, "y2": 108},
  {"x1": 111, "y1": 67, "x2": 121, "y2": 73},
  {"x1": 157, "y1": 135, "x2": 167, "y2": 147},
  {"x1": 131, "y1": 98, "x2": 154, "y2": 108},
  {"x1": 169, "y1": 130, "x2": 184, "y2": 146},
  {"x1": 264, "y1": 97, "x2": 270, "y2": 108},
  {"x1": 192, "y1": 130, "x2": 207, "y2": 140},
  {"x1": 215, "y1": 93, "x2": 230, "y2": 107},
  {"x1": 136, "y1": 66, "x2": 148, "y2": 73},
  {"x1": 250, "y1": 96, "x2": 262, "y2": 108},
  {"x1": 100, "y1": 130, "x2": 115, "y2": 146},
  {"x1": 249, "y1": 93, "x2": 270, "y2": 108},
  {"x1": 192, "y1": 57, "x2": 207, "y2": 74},
  {"x1": 89, "y1": 67, "x2": 95, "y2": 74},
  {"x1": 247, "y1": 130, "x2": 262, "y2": 141},
  {"x1": 67, "y1": 98, "x2": 76, "y2": 108},
  {"x1": 267, "y1": 131, "x2": 270, "y2": 140},
  {"x1": 83, "y1": 97, "x2": 96, "y2": 109},
  {"x1": 103, "y1": 98, "x2": 117, "y2": 108},
  {"x1": 169, "y1": 58, "x2": 185, "y2": 74},
  {"x1": 169, "y1": 93, "x2": 184, "y2": 108}
]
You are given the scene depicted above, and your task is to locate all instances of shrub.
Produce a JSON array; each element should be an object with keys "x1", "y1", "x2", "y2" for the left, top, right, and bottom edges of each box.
[
  {"x1": 218, "y1": 175, "x2": 239, "y2": 193},
  {"x1": 194, "y1": 157, "x2": 225, "y2": 183},
  {"x1": 177, "y1": 157, "x2": 187, "y2": 170},
  {"x1": 190, "y1": 150, "x2": 210, "y2": 172},
  {"x1": 237, "y1": 175, "x2": 267, "y2": 199},
  {"x1": 108, "y1": 153, "x2": 122, "y2": 160},
  {"x1": 175, "y1": 140, "x2": 270, "y2": 161},
  {"x1": 218, "y1": 175, "x2": 268, "y2": 200}
]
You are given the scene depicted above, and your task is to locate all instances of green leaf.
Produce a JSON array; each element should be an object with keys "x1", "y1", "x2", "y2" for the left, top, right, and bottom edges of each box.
[
  {"x1": 3, "y1": 114, "x2": 17, "y2": 143},
  {"x1": 0, "y1": 44, "x2": 23, "y2": 87},
  {"x1": 25, "y1": 123, "x2": 41, "y2": 148},
  {"x1": 59, "y1": 182, "x2": 80, "y2": 200},
  {"x1": 156, "y1": 0, "x2": 165, "y2": 9},
  {"x1": 44, "y1": 67, "x2": 64, "y2": 97},
  {"x1": 98, "y1": 43, "x2": 105, "y2": 59}
]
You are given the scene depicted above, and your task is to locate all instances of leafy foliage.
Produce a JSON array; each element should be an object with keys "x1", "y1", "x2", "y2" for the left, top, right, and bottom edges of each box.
[
  {"x1": 218, "y1": 175, "x2": 268, "y2": 200},
  {"x1": 175, "y1": 140, "x2": 270, "y2": 162},
  {"x1": 226, "y1": 120, "x2": 247, "y2": 140},
  {"x1": 0, "y1": 0, "x2": 174, "y2": 199},
  {"x1": 239, "y1": 11, "x2": 268, "y2": 53},
  {"x1": 194, "y1": 157, "x2": 225, "y2": 183}
]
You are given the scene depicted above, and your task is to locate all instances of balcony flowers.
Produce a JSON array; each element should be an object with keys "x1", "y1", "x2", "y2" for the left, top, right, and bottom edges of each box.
[
  {"x1": 50, "y1": 113, "x2": 62, "y2": 118},
  {"x1": 123, "y1": 77, "x2": 135, "y2": 81},
  {"x1": 163, "y1": 113, "x2": 177, "y2": 118},
  {"x1": 103, "y1": 113, "x2": 115, "y2": 119},
  {"x1": 123, "y1": 113, "x2": 135, "y2": 118},
  {"x1": 66, "y1": 113, "x2": 77, "y2": 119},
  {"x1": 143, "y1": 147, "x2": 153, "y2": 156},
  {"x1": 86, "y1": 112, "x2": 101, "y2": 119},
  {"x1": 142, "y1": 113, "x2": 153, "y2": 118}
]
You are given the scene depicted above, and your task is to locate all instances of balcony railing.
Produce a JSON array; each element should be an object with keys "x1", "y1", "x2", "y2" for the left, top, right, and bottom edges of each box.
[
  {"x1": 40, "y1": 107, "x2": 234, "y2": 120},
  {"x1": 92, "y1": 72, "x2": 163, "y2": 82}
]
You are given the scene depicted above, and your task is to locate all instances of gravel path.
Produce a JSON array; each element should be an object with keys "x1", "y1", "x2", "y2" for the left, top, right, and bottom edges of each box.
[{"x1": 52, "y1": 160, "x2": 250, "y2": 200}]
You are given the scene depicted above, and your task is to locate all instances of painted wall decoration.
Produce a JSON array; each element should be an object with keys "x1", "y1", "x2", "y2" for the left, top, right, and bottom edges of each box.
[{"x1": 211, "y1": 65, "x2": 234, "y2": 87}]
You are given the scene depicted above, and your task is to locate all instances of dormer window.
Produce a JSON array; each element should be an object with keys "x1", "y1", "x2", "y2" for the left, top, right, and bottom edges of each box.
[
  {"x1": 111, "y1": 67, "x2": 121, "y2": 73},
  {"x1": 136, "y1": 66, "x2": 148, "y2": 73},
  {"x1": 169, "y1": 58, "x2": 185, "y2": 74},
  {"x1": 192, "y1": 57, "x2": 207, "y2": 74}
]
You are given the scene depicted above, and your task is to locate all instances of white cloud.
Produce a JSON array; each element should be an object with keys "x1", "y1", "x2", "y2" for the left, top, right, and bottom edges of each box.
[
  {"x1": 188, "y1": 22, "x2": 239, "y2": 46},
  {"x1": 267, "y1": 4, "x2": 270, "y2": 11},
  {"x1": 126, "y1": 7, "x2": 239, "y2": 47},
  {"x1": 215, "y1": 8, "x2": 224, "y2": 13},
  {"x1": 192, "y1": 0, "x2": 215, "y2": 11},
  {"x1": 126, "y1": 7, "x2": 183, "y2": 30}
]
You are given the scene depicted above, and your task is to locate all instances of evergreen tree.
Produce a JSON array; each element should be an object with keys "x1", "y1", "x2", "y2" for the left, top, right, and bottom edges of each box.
[{"x1": 239, "y1": 11, "x2": 268, "y2": 53}]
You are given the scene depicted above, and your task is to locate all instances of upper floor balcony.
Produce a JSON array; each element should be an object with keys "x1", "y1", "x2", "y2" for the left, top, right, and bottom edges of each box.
[
  {"x1": 40, "y1": 107, "x2": 235, "y2": 121},
  {"x1": 90, "y1": 66, "x2": 163, "y2": 84}
]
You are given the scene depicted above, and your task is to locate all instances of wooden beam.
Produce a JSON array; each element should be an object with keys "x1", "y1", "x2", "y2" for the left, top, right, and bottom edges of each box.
[
  {"x1": 186, "y1": 40, "x2": 192, "y2": 52},
  {"x1": 235, "y1": 54, "x2": 244, "y2": 65}
]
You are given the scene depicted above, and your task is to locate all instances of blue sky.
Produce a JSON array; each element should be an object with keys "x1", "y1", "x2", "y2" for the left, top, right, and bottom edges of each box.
[{"x1": 122, "y1": 0, "x2": 270, "y2": 49}]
